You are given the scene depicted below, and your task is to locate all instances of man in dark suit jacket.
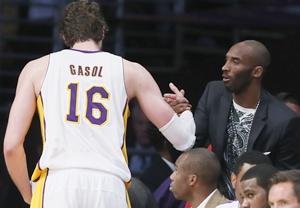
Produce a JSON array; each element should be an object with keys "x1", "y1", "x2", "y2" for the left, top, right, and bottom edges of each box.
[
  {"x1": 193, "y1": 80, "x2": 300, "y2": 170},
  {"x1": 164, "y1": 40, "x2": 300, "y2": 198}
]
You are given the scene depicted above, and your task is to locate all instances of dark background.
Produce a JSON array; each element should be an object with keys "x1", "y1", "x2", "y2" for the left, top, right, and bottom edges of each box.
[{"x1": 1, "y1": 0, "x2": 300, "y2": 207}]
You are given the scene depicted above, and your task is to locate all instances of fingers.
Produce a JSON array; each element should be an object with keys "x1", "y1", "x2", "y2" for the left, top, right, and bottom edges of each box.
[
  {"x1": 173, "y1": 103, "x2": 192, "y2": 114},
  {"x1": 163, "y1": 93, "x2": 177, "y2": 100},
  {"x1": 164, "y1": 83, "x2": 191, "y2": 114},
  {"x1": 165, "y1": 96, "x2": 189, "y2": 106},
  {"x1": 169, "y1": 82, "x2": 183, "y2": 96},
  {"x1": 180, "y1": 89, "x2": 185, "y2": 96}
]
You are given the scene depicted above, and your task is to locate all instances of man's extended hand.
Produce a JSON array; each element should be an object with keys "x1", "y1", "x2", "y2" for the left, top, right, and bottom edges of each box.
[{"x1": 164, "y1": 83, "x2": 192, "y2": 114}]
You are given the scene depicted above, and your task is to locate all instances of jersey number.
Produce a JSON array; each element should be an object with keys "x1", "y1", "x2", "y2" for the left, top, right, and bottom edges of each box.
[{"x1": 66, "y1": 83, "x2": 109, "y2": 125}]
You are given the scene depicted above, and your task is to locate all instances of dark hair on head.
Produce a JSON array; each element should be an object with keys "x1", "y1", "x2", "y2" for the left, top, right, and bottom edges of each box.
[
  {"x1": 60, "y1": 0, "x2": 109, "y2": 47},
  {"x1": 232, "y1": 151, "x2": 272, "y2": 175},
  {"x1": 183, "y1": 148, "x2": 221, "y2": 188},
  {"x1": 241, "y1": 164, "x2": 277, "y2": 192},
  {"x1": 276, "y1": 92, "x2": 300, "y2": 106},
  {"x1": 270, "y1": 170, "x2": 300, "y2": 202}
]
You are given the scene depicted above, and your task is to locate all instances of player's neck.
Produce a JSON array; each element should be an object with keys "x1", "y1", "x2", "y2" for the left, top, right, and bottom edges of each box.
[
  {"x1": 233, "y1": 88, "x2": 261, "y2": 109},
  {"x1": 71, "y1": 40, "x2": 102, "y2": 51},
  {"x1": 232, "y1": 81, "x2": 261, "y2": 108}
]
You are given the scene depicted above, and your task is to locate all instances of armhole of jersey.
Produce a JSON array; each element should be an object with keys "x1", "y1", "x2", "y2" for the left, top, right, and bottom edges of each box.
[
  {"x1": 121, "y1": 58, "x2": 129, "y2": 101},
  {"x1": 39, "y1": 53, "x2": 52, "y2": 95}
]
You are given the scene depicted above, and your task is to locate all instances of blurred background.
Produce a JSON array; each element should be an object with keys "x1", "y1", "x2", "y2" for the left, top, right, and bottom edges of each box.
[{"x1": 1, "y1": 0, "x2": 300, "y2": 207}]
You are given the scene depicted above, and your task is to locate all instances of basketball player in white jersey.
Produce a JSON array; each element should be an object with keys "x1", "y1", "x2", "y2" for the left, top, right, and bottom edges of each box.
[{"x1": 3, "y1": 1, "x2": 195, "y2": 207}]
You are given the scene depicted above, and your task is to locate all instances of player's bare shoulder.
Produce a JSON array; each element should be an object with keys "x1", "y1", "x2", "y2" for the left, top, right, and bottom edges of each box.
[
  {"x1": 123, "y1": 58, "x2": 160, "y2": 101},
  {"x1": 123, "y1": 58, "x2": 146, "y2": 75},
  {"x1": 22, "y1": 54, "x2": 50, "y2": 96},
  {"x1": 123, "y1": 59, "x2": 147, "y2": 99}
]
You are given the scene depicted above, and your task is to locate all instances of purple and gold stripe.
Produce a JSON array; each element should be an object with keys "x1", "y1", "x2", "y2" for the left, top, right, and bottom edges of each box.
[{"x1": 30, "y1": 94, "x2": 49, "y2": 208}]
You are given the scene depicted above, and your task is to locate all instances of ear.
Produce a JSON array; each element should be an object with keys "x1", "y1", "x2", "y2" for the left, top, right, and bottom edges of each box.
[
  {"x1": 188, "y1": 174, "x2": 197, "y2": 186},
  {"x1": 60, "y1": 34, "x2": 68, "y2": 46},
  {"x1": 101, "y1": 28, "x2": 106, "y2": 41},
  {"x1": 252, "y1": 66, "x2": 264, "y2": 78},
  {"x1": 231, "y1": 173, "x2": 237, "y2": 189}
]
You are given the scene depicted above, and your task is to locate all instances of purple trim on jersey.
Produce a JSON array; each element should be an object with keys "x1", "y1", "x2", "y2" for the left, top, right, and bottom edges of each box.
[
  {"x1": 121, "y1": 100, "x2": 128, "y2": 149},
  {"x1": 68, "y1": 48, "x2": 102, "y2": 53}
]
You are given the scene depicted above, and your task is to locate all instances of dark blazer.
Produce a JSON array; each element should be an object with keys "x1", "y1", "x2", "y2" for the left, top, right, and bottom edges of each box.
[{"x1": 194, "y1": 81, "x2": 300, "y2": 170}]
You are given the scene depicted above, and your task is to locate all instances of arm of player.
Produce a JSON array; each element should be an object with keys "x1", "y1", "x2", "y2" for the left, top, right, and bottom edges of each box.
[
  {"x1": 3, "y1": 61, "x2": 37, "y2": 204},
  {"x1": 124, "y1": 60, "x2": 195, "y2": 151}
]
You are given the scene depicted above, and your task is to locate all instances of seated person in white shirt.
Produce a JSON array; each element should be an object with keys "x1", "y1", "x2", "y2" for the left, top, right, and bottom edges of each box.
[
  {"x1": 217, "y1": 150, "x2": 272, "y2": 208},
  {"x1": 239, "y1": 164, "x2": 277, "y2": 208},
  {"x1": 169, "y1": 148, "x2": 229, "y2": 208}
]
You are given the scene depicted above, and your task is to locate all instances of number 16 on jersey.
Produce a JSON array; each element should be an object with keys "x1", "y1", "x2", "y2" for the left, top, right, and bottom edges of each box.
[{"x1": 66, "y1": 83, "x2": 110, "y2": 125}]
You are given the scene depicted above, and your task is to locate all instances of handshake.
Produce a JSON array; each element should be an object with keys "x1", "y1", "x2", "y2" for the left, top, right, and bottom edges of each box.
[{"x1": 163, "y1": 82, "x2": 192, "y2": 114}]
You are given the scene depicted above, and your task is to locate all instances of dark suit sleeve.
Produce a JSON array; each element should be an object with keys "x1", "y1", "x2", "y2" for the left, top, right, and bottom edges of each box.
[
  {"x1": 275, "y1": 116, "x2": 300, "y2": 170},
  {"x1": 194, "y1": 83, "x2": 210, "y2": 147}
]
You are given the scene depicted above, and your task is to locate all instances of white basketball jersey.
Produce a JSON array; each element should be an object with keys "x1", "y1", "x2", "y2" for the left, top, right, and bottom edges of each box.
[{"x1": 37, "y1": 49, "x2": 131, "y2": 182}]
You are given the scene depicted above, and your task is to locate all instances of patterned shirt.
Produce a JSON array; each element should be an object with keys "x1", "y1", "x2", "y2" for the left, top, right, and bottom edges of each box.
[{"x1": 225, "y1": 100, "x2": 258, "y2": 172}]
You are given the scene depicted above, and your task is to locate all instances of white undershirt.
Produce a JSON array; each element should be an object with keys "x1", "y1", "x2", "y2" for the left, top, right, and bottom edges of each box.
[{"x1": 232, "y1": 100, "x2": 258, "y2": 114}]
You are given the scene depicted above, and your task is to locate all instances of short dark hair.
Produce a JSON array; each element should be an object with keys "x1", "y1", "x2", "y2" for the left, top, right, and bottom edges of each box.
[
  {"x1": 232, "y1": 151, "x2": 272, "y2": 175},
  {"x1": 183, "y1": 148, "x2": 221, "y2": 187},
  {"x1": 241, "y1": 164, "x2": 277, "y2": 192},
  {"x1": 60, "y1": 0, "x2": 109, "y2": 47},
  {"x1": 270, "y1": 170, "x2": 300, "y2": 202}
]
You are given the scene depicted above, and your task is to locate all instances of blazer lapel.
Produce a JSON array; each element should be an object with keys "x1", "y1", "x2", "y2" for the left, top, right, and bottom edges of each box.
[{"x1": 247, "y1": 91, "x2": 268, "y2": 150}]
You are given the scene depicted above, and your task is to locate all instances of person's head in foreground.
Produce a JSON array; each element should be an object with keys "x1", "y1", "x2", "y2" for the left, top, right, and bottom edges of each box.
[
  {"x1": 269, "y1": 170, "x2": 300, "y2": 208},
  {"x1": 169, "y1": 148, "x2": 222, "y2": 208},
  {"x1": 239, "y1": 164, "x2": 277, "y2": 208},
  {"x1": 232, "y1": 151, "x2": 272, "y2": 203}
]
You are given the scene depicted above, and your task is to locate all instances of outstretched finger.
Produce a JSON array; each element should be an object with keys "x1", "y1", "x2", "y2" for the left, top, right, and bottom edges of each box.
[
  {"x1": 180, "y1": 89, "x2": 185, "y2": 96},
  {"x1": 169, "y1": 82, "x2": 183, "y2": 97}
]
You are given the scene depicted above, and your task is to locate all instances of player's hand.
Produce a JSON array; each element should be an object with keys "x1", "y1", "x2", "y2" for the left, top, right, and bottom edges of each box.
[{"x1": 164, "y1": 83, "x2": 192, "y2": 114}]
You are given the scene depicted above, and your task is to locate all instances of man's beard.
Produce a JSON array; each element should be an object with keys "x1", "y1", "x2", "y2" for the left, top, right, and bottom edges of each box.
[{"x1": 224, "y1": 69, "x2": 252, "y2": 94}]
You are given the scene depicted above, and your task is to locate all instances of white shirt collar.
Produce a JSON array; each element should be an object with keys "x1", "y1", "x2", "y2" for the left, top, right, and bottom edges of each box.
[
  {"x1": 216, "y1": 200, "x2": 239, "y2": 208},
  {"x1": 196, "y1": 189, "x2": 217, "y2": 208},
  {"x1": 232, "y1": 99, "x2": 259, "y2": 114}
]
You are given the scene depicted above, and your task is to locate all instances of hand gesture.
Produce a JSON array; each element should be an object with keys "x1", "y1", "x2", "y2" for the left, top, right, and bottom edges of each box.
[{"x1": 164, "y1": 83, "x2": 192, "y2": 114}]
